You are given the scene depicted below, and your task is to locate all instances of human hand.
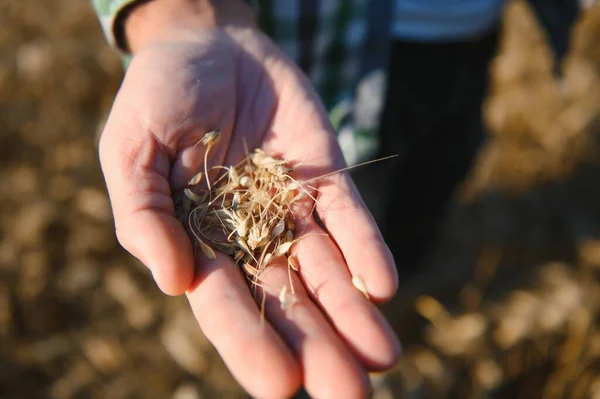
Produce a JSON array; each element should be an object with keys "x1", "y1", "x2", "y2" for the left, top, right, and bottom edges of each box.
[{"x1": 99, "y1": 1, "x2": 400, "y2": 397}]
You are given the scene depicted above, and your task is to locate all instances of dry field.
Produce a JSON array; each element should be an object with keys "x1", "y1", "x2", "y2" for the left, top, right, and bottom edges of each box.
[{"x1": 1, "y1": 1, "x2": 600, "y2": 398}]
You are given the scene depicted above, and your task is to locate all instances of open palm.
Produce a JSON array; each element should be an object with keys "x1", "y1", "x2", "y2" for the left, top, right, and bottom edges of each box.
[{"x1": 99, "y1": 26, "x2": 399, "y2": 398}]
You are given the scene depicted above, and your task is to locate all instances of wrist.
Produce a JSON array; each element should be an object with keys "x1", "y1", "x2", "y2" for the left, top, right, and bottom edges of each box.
[{"x1": 124, "y1": 0, "x2": 257, "y2": 53}]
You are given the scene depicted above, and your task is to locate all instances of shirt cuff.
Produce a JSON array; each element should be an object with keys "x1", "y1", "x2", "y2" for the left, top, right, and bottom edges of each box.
[{"x1": 91, "y1": 0, "x2": 148, "y2": 52}]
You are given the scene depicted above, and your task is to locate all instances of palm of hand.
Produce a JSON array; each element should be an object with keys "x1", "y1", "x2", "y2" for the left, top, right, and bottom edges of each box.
[{"x1": 100, "y1": 27, "x2": 399, "y2": 398}]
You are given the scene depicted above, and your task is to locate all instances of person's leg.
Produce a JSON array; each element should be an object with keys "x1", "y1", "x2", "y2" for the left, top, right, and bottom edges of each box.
[{"x1": 377, "y1": 27, "x2": 500, "y2": 278}]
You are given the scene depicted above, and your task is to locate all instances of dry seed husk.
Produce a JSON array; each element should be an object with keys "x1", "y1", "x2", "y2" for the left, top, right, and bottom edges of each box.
[
  {"x1": 188, "y1": 171, "x2": 203, "y2": 186},
  {"x1": 200, "y1": 129, "x2": 221, "y2": 146},
  {"x1": 182, "y1": 143, "x2": 303, "y2": 287},
  {"x1": 352, "y1": 275, "x2": 370, "y2": 300},
  {"x1": 287, "y1": 255, "x2": 299, "y2": 272},
  {"x1": 198, "y1": 239, "x2": 216, "y2": 260},
  {"x1": 184, "y1": 188, "x2": 203, "y2": 203}
]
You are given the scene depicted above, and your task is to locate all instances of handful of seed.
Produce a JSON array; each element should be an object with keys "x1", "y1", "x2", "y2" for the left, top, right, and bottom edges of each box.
[{"x1": 176, "y1": 130, "x2": 305, "y2": 292}]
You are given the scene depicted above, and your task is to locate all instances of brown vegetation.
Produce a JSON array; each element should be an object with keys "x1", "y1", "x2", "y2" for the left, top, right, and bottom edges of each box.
[{"x1": 1, "y1": 1, "x2": 599, "y2": 398}]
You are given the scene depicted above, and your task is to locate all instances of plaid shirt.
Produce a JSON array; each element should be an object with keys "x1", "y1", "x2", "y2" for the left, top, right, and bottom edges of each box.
[{"x1": 91, "y1": 0, "x2": 390, "y2": 116}]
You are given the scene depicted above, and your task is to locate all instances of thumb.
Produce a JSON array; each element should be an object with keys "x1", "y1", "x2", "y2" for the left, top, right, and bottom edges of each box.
[{"x1": 99, "y1": 109, "x2": 194, "y2": 296}]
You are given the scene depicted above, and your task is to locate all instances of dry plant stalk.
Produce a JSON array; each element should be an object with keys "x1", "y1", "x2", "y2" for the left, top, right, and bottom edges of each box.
[
  {"x1": 177, "y1": 130, "x2": 308, "y2": 307},
  {"x1": 177, "y1": 130, "x2": 386, "y2": 309}
]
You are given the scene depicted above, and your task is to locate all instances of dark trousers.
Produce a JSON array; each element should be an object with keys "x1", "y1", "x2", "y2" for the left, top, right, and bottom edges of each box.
[{"x1": 354, "y1": 27, "x2": 500, "y2": 278}]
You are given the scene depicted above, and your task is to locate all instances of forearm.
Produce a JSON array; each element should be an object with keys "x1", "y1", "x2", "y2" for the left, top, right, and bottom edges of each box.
[{"x1": 124, "y1": 0, "x2": 257, "y2": 52}]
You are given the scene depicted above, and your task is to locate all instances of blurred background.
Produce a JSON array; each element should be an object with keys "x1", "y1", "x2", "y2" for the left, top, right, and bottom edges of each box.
[{"x1": 1, "y1": 1, "x2": 600, "y2": 398}]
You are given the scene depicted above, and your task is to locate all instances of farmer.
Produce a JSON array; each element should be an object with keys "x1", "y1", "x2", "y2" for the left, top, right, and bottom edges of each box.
[{"x1": 92, "y1": 0, "x2": 580, "y2": 397}]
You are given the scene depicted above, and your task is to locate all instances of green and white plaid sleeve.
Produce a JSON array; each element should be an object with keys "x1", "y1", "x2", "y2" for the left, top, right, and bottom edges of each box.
[{"x1": 91, "y1": 0, "x2": 144, "y2": 51}]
